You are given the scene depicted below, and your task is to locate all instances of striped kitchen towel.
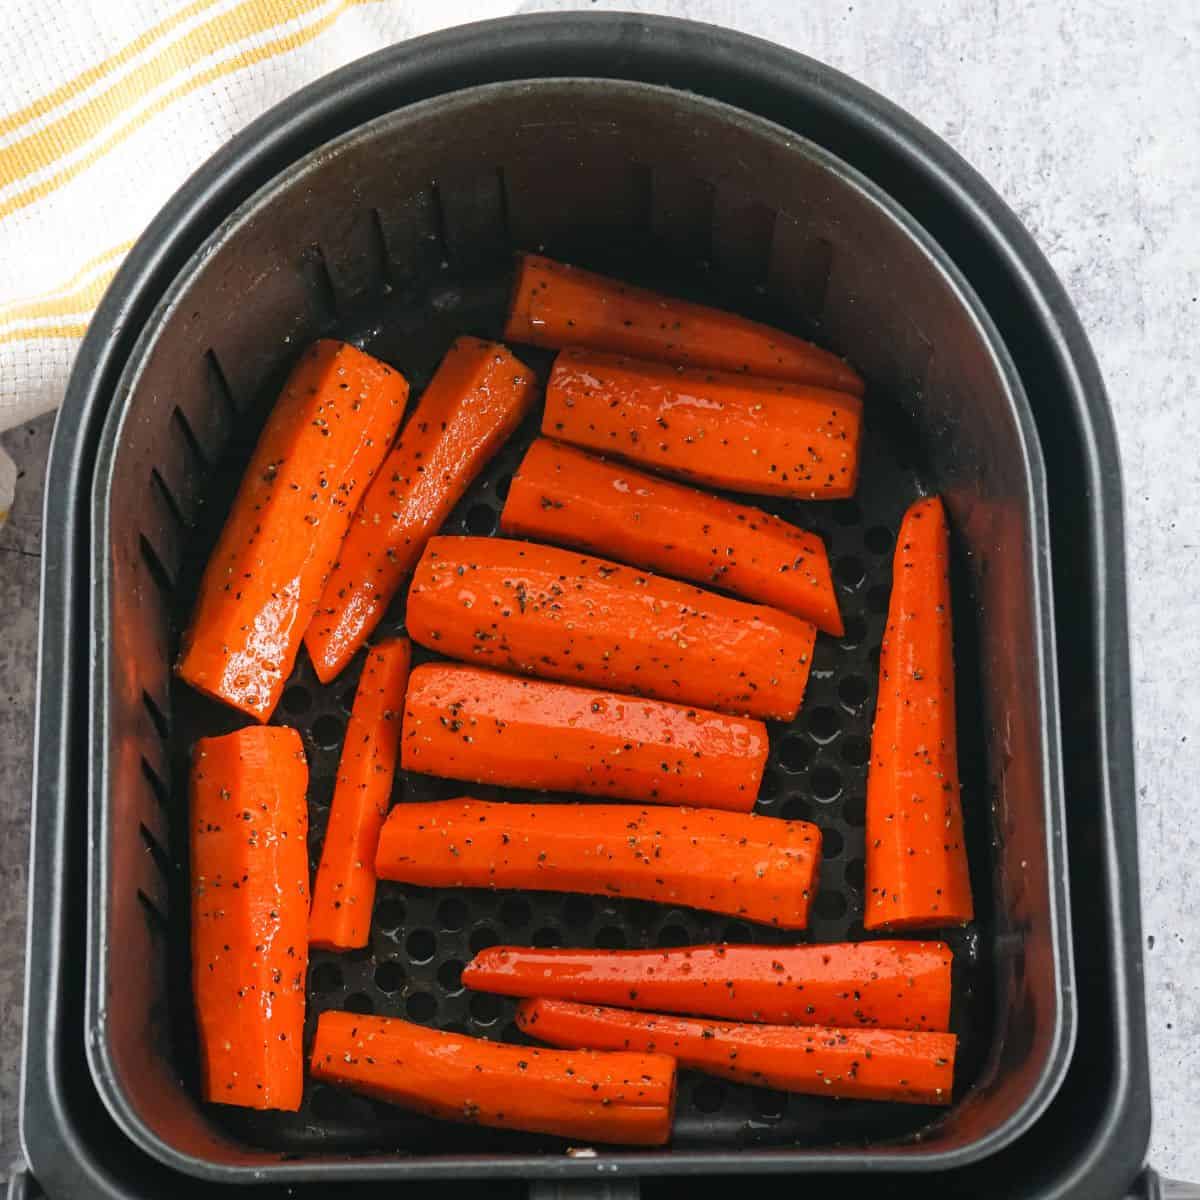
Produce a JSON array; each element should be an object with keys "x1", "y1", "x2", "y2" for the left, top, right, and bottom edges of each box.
[{"x1": 0, "y1": 0, "x2": 522, "y2": 523}]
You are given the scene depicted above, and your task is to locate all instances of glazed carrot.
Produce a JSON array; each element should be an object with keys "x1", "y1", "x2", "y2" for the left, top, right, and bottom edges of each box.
[
  {"x1": 190, "y1": 727, "x2": 309, "y2": 1109},
  {"x1": 407, "y1": 536, "x2": 817, "y2": 721},
  {"x1": 865, "y1": 496, "x2": 973, "y2": 929},
  {"x1": 501, "y1": 440, "x2": 844, "y2": 635},
  {"x1": 376, "y1": 799, "x2": 821, "y2": 929},
  {"x1": 305, "y1": 336, "x2": 537, "y2": 683},
  {"x1": 401, "y1": 662, "x2": 768, "y2": 811},
  {"x1": 518, "y1": 999, "x2": 955, "y2": 1106},
  {"x1": 464, "y1": 940, "x2": 951, "y2": 1031},
  {"x1": 504, "y1": 253, "x2": 863, "y2": 396},
  {"x1": 177, "y1": 340, "x2": 408, "y2": 720},
  {"x1": 311, "y1": 1010, "x2": 675, "y2": 1144},
  {"x1": 545, "y1": 349, "x2": 862, "y2": 501},
  {"x1": 309, "y1": 638, "x2": 411, "y2": 950}
]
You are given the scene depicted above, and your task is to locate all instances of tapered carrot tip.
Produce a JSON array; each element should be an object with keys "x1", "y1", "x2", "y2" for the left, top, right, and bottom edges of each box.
[
  {"x1": 504, "y1": 252, "x2": 864, "y2": 396},
  {"x1": 864, "y1": 495, "x2": 973, "y2": 930}
]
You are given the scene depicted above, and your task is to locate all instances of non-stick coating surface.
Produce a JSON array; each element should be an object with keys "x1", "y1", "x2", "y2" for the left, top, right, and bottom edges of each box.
[{"x1": 164, "y1": 256, "x2": 993, "y2": 1157}]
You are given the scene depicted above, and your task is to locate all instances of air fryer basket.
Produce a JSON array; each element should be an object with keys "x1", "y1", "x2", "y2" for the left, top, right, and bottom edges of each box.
[{"x1": 87, "y1": 79, "x2": 1071, "y2": 1182}]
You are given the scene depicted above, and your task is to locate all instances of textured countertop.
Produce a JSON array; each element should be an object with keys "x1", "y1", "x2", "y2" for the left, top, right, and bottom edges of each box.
[{"x1": 0, "y1": 0, "x2": 1195, "y2": 1186}]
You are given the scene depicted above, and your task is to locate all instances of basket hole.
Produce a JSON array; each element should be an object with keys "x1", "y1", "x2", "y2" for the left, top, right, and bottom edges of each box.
[
  {"x1": 532, "y1": 926, "x2": 561, "y2": 948},
  {"x1": 595, "y1": 926, "x2": 626, "y2": 950},
  {"x1": 864, "y1": 525, "x2": 893, "y2": 555},
  {"x1": 832, "y1": 500, "x2": 861, "y2": 527},
  {"x1": 406, "y1": 929, "x2": 436, "y2": 963},
  {"x1": 814, "y1": 891, "x2": 848, "y2": 920},
  {"x1": 500, "y1": 896, "x2": 533, "y2": 929},
  {"x1": 823, "y1": 828, "x2": 845, "y2": 859},
  {"x1": 866, "y1": 584, "x2": 890, "y2": 615},
  {"x1": 469, "y1": 925, "x2": 500, "y2": 954},
  {"x1": 311, "y1": 713, "x2": 345, "y2": 750},
  {"x1": 343, "y1": 992, "x2": 374, "y2": 1015},
  {"x1": 835, "y1": 556, "x2": 866, "y2": 590},
  {"x1": 807, "y1": 706, "x2": 840, "y2": 743},
  {"x1": 437, "y1": 897, "x2": 469, "y2": 930},
  {"x1": 281, "y1": 684, "x2": 312, "y2": 715},
  {"x1": 406, "y1": 992, "x2": 436, "y2": 1022},
  {"x1": 840, "y1": 735, "x2": 870, "y2": 766},
  {"x1": 843, "y1": 795, "x2": 866, "y2": 827},
  {"x1": 470, "y1": 992, "x2": 501, "y2": 1025},
  {"x1": 563, "y1": 895, "x2": 594, "y2": 928},
  {"x1": 375, "y1": 897, "x2": 406, "y2": 930},
  {"x1": 844, "y1": 858, "x2": 865, "y2": 890},
  {"x1": 782, "y1": 796, "x2": 810, "y2": 823},
  {"x1": 310, "y1": 960, "x2": 343, "y2": 994},
  {"x1": 464, "y1": 503, "x2": 497, "y2": 535},
  {"x1": 811, "y1": 765, "x2": 843, "y2": 803},
  {"x1": 692, "y1": 1080, "x2": 726, "y2": 1113},
  {"x1": 778, "y1": 735, "x2": 813, "y2": 773},
  {"x1": 656, "y1": 922, "x2": 690, "y2": 948},
  {"x1": 438, "y1": 959, "x2": 465, "y2": 994},
  {"x1": 754, "y1": 1088, "x2": 788, "y2": 1118},
  {"x1": 838, "y1": 675, "x2": 870, "y2": 710},
  {"x1": 840, "y1": 614, "x2": 867, "y2": 647},
  {"x1": 374, "y1": 961, "x2": 405, "y2": 993}
]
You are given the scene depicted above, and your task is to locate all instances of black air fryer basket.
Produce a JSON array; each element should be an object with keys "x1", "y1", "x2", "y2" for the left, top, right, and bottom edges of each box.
[{"x1": 20, "y1": 14, "x2": 1162, "y2": 1200}]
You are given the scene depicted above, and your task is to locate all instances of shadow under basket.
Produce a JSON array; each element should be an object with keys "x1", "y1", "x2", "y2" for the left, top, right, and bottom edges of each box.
[{"x1": 88, "y1": 79, "x2": 1073, "y2": 1183}]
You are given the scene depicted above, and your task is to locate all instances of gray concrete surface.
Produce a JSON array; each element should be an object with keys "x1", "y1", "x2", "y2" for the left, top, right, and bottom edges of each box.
[{"x1": 0, "y1": 0, "x2": 1195, "y2": 1186}]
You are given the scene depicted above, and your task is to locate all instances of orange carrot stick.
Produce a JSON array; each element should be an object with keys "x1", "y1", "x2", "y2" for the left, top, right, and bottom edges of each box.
[
  {"x1": 309, "y1": 638, "x2": 411, "y2": 950},
  {"x1": 376, "y1": 799, "x2": 821, "y2": 929},
  {"x1": 310, "y1": 1010, "x2": 675, "y2": 1144},
  {"x1": 518, "y1": 999, "x2": 956, "y2": 1106},
  {"x1": 400, "y1": 662, "x2": 768, "y2": 811},
  {"x1": 504, "y1": 253, "x2": 863, "y2": 396},
  {"x1": 544, "y1": 348, "x2": 862, "y2": 501},
  {"x1": 177, "y1": 340, "x2": 408, "y2": 720},
  {"x1": 464, "y1": 940, "x2": 952, "y2": 1031},
  {"x1": 501, "y1": 439, "x2": 844, "y2": 636},
  {"x1": 190, "y1": 727, "x2": 309, "y2": 1109},
  {"x1": 305, "y1": 336, "x2": 537, "y2": 683},
  {"x1": 865, "y1": 496, "x2": 973, "y2": 930},
  {"x1": 407, "y1": 536, "x2": 816, "y2": 721}
]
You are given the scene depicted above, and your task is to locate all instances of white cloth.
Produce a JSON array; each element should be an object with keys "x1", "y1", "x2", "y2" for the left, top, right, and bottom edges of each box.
[{"x1": 0, "y1": 0, "x2": 522, "y2": 520}]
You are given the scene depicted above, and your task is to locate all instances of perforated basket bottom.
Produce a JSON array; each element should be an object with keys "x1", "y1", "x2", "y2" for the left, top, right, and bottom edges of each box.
[{"x1": 166, "y1": 258, "x2": 992, "y2": 1159}]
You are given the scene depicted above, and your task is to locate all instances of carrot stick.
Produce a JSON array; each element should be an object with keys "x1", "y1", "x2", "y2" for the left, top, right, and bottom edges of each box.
[
  {"x1": 518, "y1": 999, "x2": 956, "y2": 1106},
  {"x1": 407, "y1": 536, "x2": 816, "y2": 721},
  {"x1": 305, "y1": 336, "x2": 537, "y2": 683},
  {"x1": 504, "y1": 253, "x2": 863, "y2": 396},
  {"x1": 376, "y1": 798, "x2": 821, "y2": 929},
  {"x1": 500, "y1": 439, "x2": 844, "y2": 636},
  {"x1": 544, "y1": 348, "x2": 862, "y2": 501},
  {"x1": 310, "y1": 1010, "x2": 675, "y2": 1144},
  {"x1": 177, "y1": 340, "x2": 408, "y2": 721},
  {"x1": 309, "y1": 638, "x2": 411, "y2": 951},
  {"x1": 190, "y1": 727, "x2": 309, "y2": 1109},
  {"x1": 464, "y1": 940, "x2": 952, "y2": 1031},
  {"x1": 400, "y1": 662, "x2": 768, "y2": 811},
  {"x1": 865, "y1": 496, "x2": 973, "y2": 929}
]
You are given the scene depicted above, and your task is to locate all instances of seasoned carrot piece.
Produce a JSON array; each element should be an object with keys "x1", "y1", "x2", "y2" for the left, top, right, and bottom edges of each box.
[
  {"x1": 407, "y1": 536, "x2": 816, "y2": 720},
  {"x1": 519, "y1": 999, "x2": 956, "y2": 1106},
  {"x1": 865, "y1": 496, "x2": 973, "y2": 929},
  {"x1": 464, "y1": 940, "x2": 952, "y2": 1031},
  {"x1": 305, "y1": 336, "x2": 537, "y2": 683},
  {"x1": 400, "y1": 662, "x2": 768, "y2": 812},
  {"x1": 311, "y1": 1010, "x2": 676, "y2": 1144},
  {"x1": 177, "y1": 340, "x2": 408, "y2": 720},
  {"x1": 504, "y1": 253, "x2": 863, "y2": 395},
  {"x1": 544, "y1": 349, "x2": 862, "y2": 500},
  {"x1": 190, "y1": 727, "x2": 309, "y2": 1109},
  {"x1": 501, "y1": 439, "x2": 843, "y2": 635},
  {"x1": 309, "y1": 638, "x2": 411, "y2": 950},
  {"x1": 376, "y1": 799, "x2": 821, "y2": 929}
]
